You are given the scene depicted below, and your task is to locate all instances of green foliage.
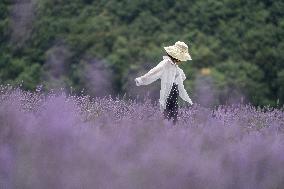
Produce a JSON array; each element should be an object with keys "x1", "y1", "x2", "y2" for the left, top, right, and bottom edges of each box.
[
  {"x1": 0, "y1": 1, "x2": 10, "y2": 47},
  {"x1": 213, "y1": 60, "x2": 270, "y2": 106},
  {"x1": 277, "y1": 70, "x2": 284, "y2": 105},
  {"x1": 0, "y1": 0, "x2": 283, "y2": 107}
]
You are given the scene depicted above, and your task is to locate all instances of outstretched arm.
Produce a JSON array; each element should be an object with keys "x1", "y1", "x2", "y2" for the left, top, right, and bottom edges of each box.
[{"x1": 135, "y1": 60, "x2": 166, "y2": 86}]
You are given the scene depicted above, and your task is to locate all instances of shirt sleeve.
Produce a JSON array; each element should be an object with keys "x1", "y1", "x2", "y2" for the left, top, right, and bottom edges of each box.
[
  {"x1": 180, "y1": 69, "x2": 186, "y2": 81},
  {"x1": 135, "y1": 60, "x2": 166, "y2": 86}
]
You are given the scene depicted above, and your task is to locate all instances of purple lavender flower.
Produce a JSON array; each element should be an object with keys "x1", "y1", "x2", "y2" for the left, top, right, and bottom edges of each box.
[{"x1": 0, "y1": 84, "x2": 283, "y2": 189}]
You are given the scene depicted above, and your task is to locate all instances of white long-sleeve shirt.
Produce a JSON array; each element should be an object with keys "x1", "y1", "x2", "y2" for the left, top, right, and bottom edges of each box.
[{"x1": 135, "y1": 56, "x2": 193, "y2": 111}]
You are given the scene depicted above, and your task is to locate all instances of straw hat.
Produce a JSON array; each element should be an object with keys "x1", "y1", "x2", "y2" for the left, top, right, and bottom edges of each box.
[{"x1": 164, "y1": 41, "x2": 192, "y2": 61}]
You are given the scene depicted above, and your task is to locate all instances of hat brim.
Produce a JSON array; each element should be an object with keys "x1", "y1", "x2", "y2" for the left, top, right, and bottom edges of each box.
[{"x1": 164, "y1": 46, "x2": 192, "y2": 61}]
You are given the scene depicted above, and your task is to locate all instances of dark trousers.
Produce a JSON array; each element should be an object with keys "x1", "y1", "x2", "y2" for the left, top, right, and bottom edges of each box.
[{"x1": 163, "y1": 83, "x2": 179, "y2": 124}]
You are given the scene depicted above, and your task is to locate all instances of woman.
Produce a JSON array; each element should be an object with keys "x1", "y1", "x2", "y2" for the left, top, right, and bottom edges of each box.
[{"x1": 135, "y1": 41, "x2": 193, "y2": 124}]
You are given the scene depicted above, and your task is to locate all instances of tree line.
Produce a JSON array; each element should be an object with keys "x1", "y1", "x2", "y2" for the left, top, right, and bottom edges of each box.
[{"x1": 0, "y1": 0, "x2": 283, "y2": 107}]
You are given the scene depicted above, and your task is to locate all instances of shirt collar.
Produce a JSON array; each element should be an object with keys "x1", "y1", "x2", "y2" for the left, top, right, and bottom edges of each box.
[{"x1": 163, "y1": 56, "x2": 178, "y2": 67}]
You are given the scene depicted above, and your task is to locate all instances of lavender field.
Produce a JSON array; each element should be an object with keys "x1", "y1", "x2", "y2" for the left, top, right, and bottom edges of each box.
[{"x1": 0, "y1": 84, "x2": 284, "y2": 189}]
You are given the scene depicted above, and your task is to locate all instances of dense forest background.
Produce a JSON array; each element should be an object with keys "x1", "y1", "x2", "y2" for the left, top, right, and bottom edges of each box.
[{"x1": 0, "y1": 0, "x2": 283, "y2": 107}]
